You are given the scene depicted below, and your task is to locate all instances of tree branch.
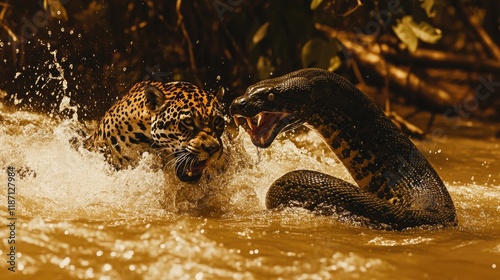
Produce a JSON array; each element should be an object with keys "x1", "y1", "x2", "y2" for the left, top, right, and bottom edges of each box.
[
  {"x1": 380, "y1": 44, "x2": 500, "y2": 72},
  {"x1": 176, "y1": 0, "x2": 201, "y2": 86},
  {"x1": 316, "y1": 24, "x2": 456, "y2": 111},
  {"x1": 453, "y1": 0, "x2": 500, "y2": 61}
]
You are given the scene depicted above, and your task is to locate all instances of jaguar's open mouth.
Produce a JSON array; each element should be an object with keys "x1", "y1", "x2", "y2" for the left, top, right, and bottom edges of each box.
[
  {"x1": 233, "y1": 111, "x2": 291, "y2": 148},
  {"x1": 175, "y1": 159, "x2": 208, "y2": 183}
]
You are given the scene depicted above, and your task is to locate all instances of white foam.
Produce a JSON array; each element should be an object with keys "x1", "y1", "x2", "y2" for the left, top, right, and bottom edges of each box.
[{"x1": 0, "y1": 106, "x2": 353, "y2": 222}]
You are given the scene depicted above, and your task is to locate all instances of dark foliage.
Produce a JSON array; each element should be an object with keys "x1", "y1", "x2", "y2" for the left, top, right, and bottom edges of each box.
[{"x1": 0, "y1": 0, "x2": 499, "y2": 121}]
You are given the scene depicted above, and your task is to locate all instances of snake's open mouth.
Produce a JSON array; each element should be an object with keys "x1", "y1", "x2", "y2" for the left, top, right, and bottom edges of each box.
[
  {"x1": 233, "y1": 112, "x2": 291, "y2": 148},
  {"x1": 175, "y1": 159, "x2": 207, "y2": 182}
]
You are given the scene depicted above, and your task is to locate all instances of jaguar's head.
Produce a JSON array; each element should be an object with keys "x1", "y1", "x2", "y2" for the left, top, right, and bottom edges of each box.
[{"x1": 146, "y1": 83, "x2": 226, "y2": 182}]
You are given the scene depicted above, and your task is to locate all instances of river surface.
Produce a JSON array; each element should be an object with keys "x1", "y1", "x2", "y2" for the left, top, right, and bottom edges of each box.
[{"x1": 0, "y1": 100, "x2": 499, "y2": 280}]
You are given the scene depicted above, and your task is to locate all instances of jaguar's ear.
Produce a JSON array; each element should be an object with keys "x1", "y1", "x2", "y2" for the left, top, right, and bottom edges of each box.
[
  {"x1": 145, "y1": 85, "x2": 167, "y2": 113},
  {"x1": 215, "y1": 86, "x2": 225, "y2": 101}
]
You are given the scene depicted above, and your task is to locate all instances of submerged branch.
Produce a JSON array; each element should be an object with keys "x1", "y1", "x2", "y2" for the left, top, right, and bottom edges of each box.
[{"x1": 385, "y1": 110, "x2": 425, "y2": 139}]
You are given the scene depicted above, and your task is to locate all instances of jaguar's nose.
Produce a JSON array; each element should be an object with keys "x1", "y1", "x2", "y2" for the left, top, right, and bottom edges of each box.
[
  {"x1": 230, "y1": 96, "x2": 248, "y2": 116},
  {"x1": 202, "y1": 142, "x2": 220, "y2": 156}
]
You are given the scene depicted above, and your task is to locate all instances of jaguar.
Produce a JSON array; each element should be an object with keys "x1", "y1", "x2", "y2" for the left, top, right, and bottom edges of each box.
[{"x1": 85, "y1": 81, "x2": 226, "y2": 182}]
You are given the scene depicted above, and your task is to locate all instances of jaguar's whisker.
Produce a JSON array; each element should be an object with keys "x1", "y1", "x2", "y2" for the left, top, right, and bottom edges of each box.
[{"x1": 165, "y1": 150, "x2": 189, "y2": 170}]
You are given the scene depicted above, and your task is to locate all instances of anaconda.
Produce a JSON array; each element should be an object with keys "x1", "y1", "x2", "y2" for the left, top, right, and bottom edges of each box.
[{"x1": 230, "y1": 68, "x2": 457, "y2": 230}]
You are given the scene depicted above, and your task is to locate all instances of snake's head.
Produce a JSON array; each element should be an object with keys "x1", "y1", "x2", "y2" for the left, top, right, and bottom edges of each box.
[{"x1": 230, "y1": 74, "x2": 316, "y2": 148}]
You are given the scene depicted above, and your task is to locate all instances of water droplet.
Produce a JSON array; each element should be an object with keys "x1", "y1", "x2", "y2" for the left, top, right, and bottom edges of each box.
[
  {"x1": 59, "y1": 257, "x2": 70, "y2": 268},
  {"x1": 123, "y1": 250, "x2": 134, "y2": 259},
  {"x1": 102, "y1": 263, "x2": 112, "y2": 272}
]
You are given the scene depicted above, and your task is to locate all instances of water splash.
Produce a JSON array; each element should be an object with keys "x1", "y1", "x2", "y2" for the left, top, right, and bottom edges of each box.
[
  {"x1": 0, "y1": 104, "x2": 499, "y2": 278},
  {"x1": 0, "y1": 102, "x2": 354, "y2": 220}
]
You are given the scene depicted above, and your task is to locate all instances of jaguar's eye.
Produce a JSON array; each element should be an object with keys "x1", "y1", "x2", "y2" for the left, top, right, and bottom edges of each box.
[{"x1": 181, "y1": 117, "x2": 194, "y2": 129}]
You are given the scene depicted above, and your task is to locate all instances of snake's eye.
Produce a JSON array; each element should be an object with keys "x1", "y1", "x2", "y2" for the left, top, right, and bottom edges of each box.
[
  {"x1": 268, "y1": 93, "x2": 275, "y2": 101},
  {"x1": 181, "y1": 117, "x2": 194, "y2": 129}
]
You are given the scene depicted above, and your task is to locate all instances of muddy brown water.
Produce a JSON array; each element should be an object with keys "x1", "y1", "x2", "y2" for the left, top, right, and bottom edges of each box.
[{"x1": 0, "y1": 105, "x2": 499, "y2": 280}]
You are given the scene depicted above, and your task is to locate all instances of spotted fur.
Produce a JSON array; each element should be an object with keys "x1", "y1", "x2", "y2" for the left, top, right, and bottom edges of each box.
[{"x1": 85, "y1": 81, "x2": 225, "y2": 182}]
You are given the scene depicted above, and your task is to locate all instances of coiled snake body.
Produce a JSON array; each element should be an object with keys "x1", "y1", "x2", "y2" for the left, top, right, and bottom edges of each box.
[{"x1": 230, "y1": 68, "x2": 457, "y2": 230}]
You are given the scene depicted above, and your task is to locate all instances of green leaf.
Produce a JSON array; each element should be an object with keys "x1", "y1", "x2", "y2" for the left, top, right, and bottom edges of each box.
[
  {"x1": 328, "y1": 56, "x2": 342, "y2": 72},
  {"x1": 403, "y1": 16, "x2": 442, "y2": 44},
  {"x1": 420, "y1": 0, "x2": 437, "y2": 18},
  {"x1": 252, "y1": 22, "x2": 269, "y2": 45},
  {"x1": 301, "y1": 38, "x2": 341, "y2": 70},
  {"x1": 392, "y1": 17, "x2": 418, "y2": 52},
  {"x1": 393, "y1": 16, "x2": 442, "y2": 52},
  {"x1": 311, "y1": 0, "x2": 324, "y2": 10}
]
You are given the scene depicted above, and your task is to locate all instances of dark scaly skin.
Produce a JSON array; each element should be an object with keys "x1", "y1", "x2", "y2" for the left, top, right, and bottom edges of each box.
[{"x1": 230, "y1": 68, "x2": 457, "y2": 230}]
